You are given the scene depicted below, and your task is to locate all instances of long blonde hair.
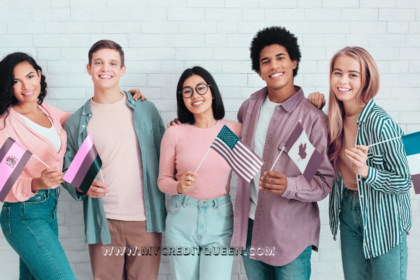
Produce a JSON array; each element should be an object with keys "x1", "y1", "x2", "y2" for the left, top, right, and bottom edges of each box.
[{"x1": 328, "y1": 47, "x2": 380, "y2": 171}]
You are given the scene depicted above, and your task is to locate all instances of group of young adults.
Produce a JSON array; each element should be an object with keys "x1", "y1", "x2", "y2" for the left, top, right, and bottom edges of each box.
[{"x1": 0, "y1": 25, "x2": 412, "y2": 280}]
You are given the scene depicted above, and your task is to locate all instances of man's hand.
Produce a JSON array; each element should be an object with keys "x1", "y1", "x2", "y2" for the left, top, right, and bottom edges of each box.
[
  {"x1": 259, "y1": 171, "x2": 287, "y2": 196},
  {"x1": 32, "y1": 167, "x2": 64, "y2": 193},
  {"x1": 167, "y1": 118, "x2": 181, "y2": 128},
  {"x1": 80, "y1": 179, "x2": 109, "y2": 198},
  {"x1": 308, "y1": 92, "x2": 326, "y2": 109},
  {"x1": 345, "y1": 145, "x2": 369, "y2": 179},
  {"x1": 128, "y1": 89, "x2": 147, "y2": 101},
  {"x1": 177, "y1": 171, "x2": 197, "y2": 194}
]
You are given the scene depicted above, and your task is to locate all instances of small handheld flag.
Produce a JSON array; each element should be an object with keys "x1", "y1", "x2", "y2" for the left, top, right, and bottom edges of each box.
[
  {"x1": 401, "y1": 131, "x2": 420, "y2": 194},
  {"x1": 63, "y1": 133, "x2": 102, "y2": 193},
  {"x1": 283, "y1": 121, "x2": 325, "y2": 184},
  {"x1": 210, "y1": 125, "x2": 263, "y2": 183},
  {"x1": 0, "y1": 137, "x2": 32, "y2": 202}
]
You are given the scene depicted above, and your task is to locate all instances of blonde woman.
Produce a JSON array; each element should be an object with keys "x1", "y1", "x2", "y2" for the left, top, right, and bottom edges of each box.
[{"x1": 309, "y1": 47, "x2": 411, "y2": 280}]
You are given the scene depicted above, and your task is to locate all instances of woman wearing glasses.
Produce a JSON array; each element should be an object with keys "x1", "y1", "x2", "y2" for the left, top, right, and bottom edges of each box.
[{"x1": 158, "y1": 66, "x2": 241, "y2": 279}]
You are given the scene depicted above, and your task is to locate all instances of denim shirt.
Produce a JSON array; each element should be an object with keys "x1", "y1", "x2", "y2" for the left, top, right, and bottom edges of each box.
[{"x1": 62, "y1": 92, "x2": 167, "y2": 245}]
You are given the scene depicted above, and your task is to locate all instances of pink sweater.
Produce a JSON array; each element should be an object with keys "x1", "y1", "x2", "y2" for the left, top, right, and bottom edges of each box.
[
  {"x1": 0, "y1": 103, "x2": 71, "y2": 202},
  {"x1": 158, "y1": 120, "x2": 241, "y2": 200}
]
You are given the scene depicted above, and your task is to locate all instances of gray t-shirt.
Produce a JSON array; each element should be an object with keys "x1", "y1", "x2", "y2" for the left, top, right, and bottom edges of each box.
[{"x1": 249, "y1": 96, "x2": 282, "y2": 220}]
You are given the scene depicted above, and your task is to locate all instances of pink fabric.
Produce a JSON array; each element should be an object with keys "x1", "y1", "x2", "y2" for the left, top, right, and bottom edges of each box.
[
  {"x1": 158, "y1": 120, "x2": 241, "y2": 200},
  {"x1": 0, "y1": 142, "x2": 27, "y2": 187},
  {"x1": 63, "y1": 132, "x2": 94, "y2": 183},
  {"x1": 0, "y1": 103, "x2": 71, "y2": 202},
  {"x1": 87, "y1": 94, "x2": 146, "y2": 221}
]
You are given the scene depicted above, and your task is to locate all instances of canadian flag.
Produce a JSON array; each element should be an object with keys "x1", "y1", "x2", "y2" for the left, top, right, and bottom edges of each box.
[{"x1": 284, "y1": 122, "x2": 325, "y2": 184}]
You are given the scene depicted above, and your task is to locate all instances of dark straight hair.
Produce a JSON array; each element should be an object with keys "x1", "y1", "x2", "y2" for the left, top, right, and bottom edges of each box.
[{"x1": 176, "y1": 66, "x2": 225, "y2": 125}]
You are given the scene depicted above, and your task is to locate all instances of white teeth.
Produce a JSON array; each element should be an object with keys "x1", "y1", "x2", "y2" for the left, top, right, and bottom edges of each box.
[
  {"x1": 270, "y1": 73, "x2": 283, "y2": 78},
  {"x1": 23, "y1": 91, "x2": 33, "y2": 96},
  {"x1": 100, "y1": 75, "x2": 112, "y2": 79},
  {"x1": 338, "y1": 87, "x2": 351, "y2": 91},
  {"x1": 192, "y1": 101, "x2": 204, "y2": 105}
]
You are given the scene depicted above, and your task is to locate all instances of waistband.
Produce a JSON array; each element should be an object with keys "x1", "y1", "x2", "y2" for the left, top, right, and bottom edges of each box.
[
  {"x1": 343, "y1": 187, "x2": 358, "y2": 196},
  {"x1": 34, "y1": 187, "x2": 61, "y2": 197},
  {"x1": 173, "y1": 194, "x2": 231, "y2": 208}
]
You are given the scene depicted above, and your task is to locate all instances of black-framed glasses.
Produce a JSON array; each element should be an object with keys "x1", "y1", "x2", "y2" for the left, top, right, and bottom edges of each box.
[{"x1": 180, "y1": 83, "x2": 210, "y2": 98}]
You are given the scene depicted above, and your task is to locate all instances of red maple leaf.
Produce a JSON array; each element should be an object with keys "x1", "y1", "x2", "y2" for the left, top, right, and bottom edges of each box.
[{"x1": 298, "y1": 143, "x2": 307, "y2": 161}]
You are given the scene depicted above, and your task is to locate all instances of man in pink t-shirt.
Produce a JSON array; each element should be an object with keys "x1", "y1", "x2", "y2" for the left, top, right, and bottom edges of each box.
[{"x1": 62, "y1": 40, "x2": 166, "y2": 280}]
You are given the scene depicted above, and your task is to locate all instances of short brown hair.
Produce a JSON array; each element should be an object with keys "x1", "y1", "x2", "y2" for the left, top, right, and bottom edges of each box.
[{"x1": 88, "y1": 40, "x2": 125, "y2": 67}]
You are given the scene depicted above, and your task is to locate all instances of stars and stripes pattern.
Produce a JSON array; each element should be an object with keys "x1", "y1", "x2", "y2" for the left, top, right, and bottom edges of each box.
[
  {"x1": 211, "y1": 125, "x2": 263, "y2": 183},
  {"x1": 329, "y1": 99, "x2": 412, "y2": 259}
]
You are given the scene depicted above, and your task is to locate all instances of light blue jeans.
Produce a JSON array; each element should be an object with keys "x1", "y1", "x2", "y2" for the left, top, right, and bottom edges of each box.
[
  {"x1": 340, "y1": 188, "x2": 407, "y2": 280},
  {"x1": 165, "y1": 194, "x2": 234, "y2": 280},
  {"x1": 0, "y1": 188, "x2": 76, "y2": 280},
  {"x1": 242, "y1": 218, "x2": 312, "y2": 280}
]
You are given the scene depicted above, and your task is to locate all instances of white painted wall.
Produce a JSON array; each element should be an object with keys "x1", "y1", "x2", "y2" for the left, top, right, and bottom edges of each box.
[{"x1": 0, "y1": 0, "x2": 419, "y2": 279}]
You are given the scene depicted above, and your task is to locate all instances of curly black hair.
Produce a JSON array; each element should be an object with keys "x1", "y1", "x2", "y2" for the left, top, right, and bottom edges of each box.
[
  {"x1": 250, "y1": 26, "x2": 301, "y2": 77},
  {"x1": 0, "y1": 52, "x2": 47, "y2": 129}
]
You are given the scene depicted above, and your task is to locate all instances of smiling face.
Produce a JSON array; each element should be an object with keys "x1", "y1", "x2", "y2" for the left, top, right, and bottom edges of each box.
[
  {"x1": 12, "y1": 61, "x2": 42, "y2": 105},
  {"x1": 330, "y1": 55, "x2": 362, "y2": 105},
  {"x1": 87, "y1": 48, "x2": 126, "y2": 91},
  {"x1": 182, "y1": 74, "x2": 213, "y2": 118},
  {"x1": 258, "y1": 44, "x2": 297, "y2": 92}
]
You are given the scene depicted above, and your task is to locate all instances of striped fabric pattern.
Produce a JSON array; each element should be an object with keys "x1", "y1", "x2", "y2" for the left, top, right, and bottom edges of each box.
[
  {"x1": 329, "y1": 99, "x2": 412, "y2": 259},
  {"x1": 211, "y1": 125, "x2": 263, "y2": 183}
]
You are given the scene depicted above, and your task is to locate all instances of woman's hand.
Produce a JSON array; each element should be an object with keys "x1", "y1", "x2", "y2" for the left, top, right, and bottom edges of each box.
[
  {"x1": 167, "y1": 118, "x2": 181, "y2": 128},
  {"x1": 128, "y1": 89, "x2": 147, "y2": 101},
  {"x1": 308, "y1": 92, "x2": 326, "y2": 109},
  {"x1": 177, "y1": 171, "x2": 197, "y2": 194},
  {"x1": 345, "y1": 145, "x2": 370, "y2": 178},
  {"x1": 32, "y1": 167, "x2": 64, "y2": 193}
]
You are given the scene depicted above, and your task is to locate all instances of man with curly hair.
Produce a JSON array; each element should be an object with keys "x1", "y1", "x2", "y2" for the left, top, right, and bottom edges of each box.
[{"x1": 230, "y1": 26, "x2": 335, "y2": 279}]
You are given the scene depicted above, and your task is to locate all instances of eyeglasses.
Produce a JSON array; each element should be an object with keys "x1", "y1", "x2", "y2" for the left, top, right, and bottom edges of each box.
[{"x1": 180, "y1": 83, "x2": 210, "y2": 99}]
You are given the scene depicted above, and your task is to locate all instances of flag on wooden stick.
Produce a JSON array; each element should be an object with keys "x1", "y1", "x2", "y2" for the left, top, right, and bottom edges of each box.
[
  {"x1": 284, "y1": 121, "x2": 325, "y2": 184},
  {"x1": 63, "y1": 133, "x2": 102, "y2": 193},
  {"x1": 0, "y1": 137, "x2": 32, "y2": 202},
  {"x1": 210, "y1": 125, "x2": 263, "y2": 183}
]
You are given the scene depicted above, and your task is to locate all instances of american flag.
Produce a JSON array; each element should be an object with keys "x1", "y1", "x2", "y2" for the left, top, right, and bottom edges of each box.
[{"x1": 211, "y1": 125, "x2": 263, "y2": 183}]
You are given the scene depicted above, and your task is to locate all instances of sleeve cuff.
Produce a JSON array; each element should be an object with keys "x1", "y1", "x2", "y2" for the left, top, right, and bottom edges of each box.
[
  {"x1": 23, "y1": 178, "x2": 37, "y2": 199},
  {"x1": 363, "y1": 167, "x2": 377, "y2": 185},
  {"x1": 282, "y1": 177, "x2": 297, "y2": 199}
]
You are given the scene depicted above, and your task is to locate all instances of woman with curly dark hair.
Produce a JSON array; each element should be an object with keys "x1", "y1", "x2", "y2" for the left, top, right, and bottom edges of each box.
[{"x1": 0, "y1": 52, "x2": 78, "y2": 279}]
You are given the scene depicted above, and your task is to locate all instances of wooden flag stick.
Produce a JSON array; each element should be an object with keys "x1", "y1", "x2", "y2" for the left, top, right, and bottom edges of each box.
[
  {"x1": 368, "y1": 136, "x2": 401, "y2": 148},
  {"x1": 270, "y1": 147, "x2": 285, "y2": 171},
  {"x1": 6, "y1": 134, "x2": 50, "y2": 168},
  {"x1": 269, "y1": 119, "x2": 301, "y2": 172},
  {"x1": 195, "y1": 148, "x2": 211, "y2": 173}
]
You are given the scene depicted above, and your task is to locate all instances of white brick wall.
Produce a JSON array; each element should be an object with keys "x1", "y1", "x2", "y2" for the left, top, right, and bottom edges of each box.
[{"x1": 0, "y1": 1, "x2": 419, "y2": 279}]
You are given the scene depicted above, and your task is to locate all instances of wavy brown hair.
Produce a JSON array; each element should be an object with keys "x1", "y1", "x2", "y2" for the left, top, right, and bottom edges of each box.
[
  {"x1": 0, "y1": 52, "x2": 47, "y2": 129},
  {"x1": 328, "y1": 47, "x2": 380, "y2": 171}
]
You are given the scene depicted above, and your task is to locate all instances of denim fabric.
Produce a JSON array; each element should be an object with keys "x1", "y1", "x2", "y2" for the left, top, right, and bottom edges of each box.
[
  {"x1": 0, "y1": 188, "x2": 76, "y2": 280},
  {"x1": 242, "y1": 218, "x2": 312, "y2": 280},
  {"x1": 62, "y1": 91, "x2": 167, "y2": 245},
  {"x1": 340, "y1": 188, "x2": 407, "y2": 280},
  {"x1": 165, "y1": 194, "x2": 234, "y2": 280}
]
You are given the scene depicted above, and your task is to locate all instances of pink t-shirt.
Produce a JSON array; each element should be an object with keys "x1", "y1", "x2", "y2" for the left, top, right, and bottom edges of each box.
[
  {"x1": 88, "y1": 94, "x2": 146, "y2": 221},
  {"x1": 158, "y1": 120, "x2": 242, "y2": 200}
]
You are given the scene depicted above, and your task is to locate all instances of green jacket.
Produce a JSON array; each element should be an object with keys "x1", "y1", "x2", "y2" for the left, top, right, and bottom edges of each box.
[{"x1": 62, "y1": 92, "x2": 167, "y2": 245}]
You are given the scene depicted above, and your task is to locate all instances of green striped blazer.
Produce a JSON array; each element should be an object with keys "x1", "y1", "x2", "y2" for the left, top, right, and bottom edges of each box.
[{"x1": 329, "y1": 99, "x2": 412, "y2": 259}]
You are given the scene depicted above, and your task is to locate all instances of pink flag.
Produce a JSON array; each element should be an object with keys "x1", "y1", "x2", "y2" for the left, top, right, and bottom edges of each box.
[
  {"x1": 0, "y1": 137, "x2": 32, "y2": 202},
  {"x1": 63, "y1": 133, "x2": 102, "y2": 193}
]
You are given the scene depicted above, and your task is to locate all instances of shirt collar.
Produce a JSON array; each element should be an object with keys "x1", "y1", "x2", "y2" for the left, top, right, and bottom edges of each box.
[
  {"x1": 357, "y1": 99, "x2": 376, "y2": 123},
  {"x1": 251, "y1": 85, "x2": 304, "y2": 113}
]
